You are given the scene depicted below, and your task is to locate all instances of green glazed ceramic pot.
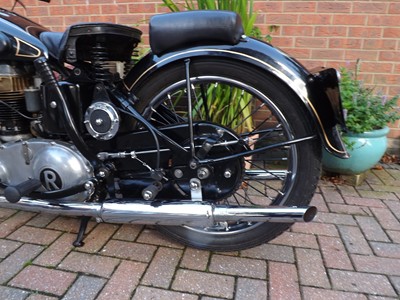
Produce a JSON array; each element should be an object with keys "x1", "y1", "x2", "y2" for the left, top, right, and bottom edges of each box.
[{"x1": 322, "y1": 126, "x2": 389, "y2": 175}]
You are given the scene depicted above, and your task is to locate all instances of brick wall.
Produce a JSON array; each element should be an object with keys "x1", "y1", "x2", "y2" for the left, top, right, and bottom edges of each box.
[{"x1": 4, "y1": 0, "x2": 400, "y2": 141}]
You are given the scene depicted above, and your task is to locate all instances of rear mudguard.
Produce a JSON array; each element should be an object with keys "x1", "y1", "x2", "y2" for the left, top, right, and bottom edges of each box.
[{"x1": 122, "y1": 37, "x2": 349, "y2": 158}]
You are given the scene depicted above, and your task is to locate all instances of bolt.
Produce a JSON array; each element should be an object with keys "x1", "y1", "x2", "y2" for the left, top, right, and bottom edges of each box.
[
  {"x1": 197, "y1": 167, "x2": 210, "y2": 179},
  {"x1": 50, "y1": 101, "x2": 57, "y2": 109},
  {"x1": 84, "y1": 181, "x2": 94, "y2": 191},
  {"x1": 143, "y1": 190, "x2": 153, "y2": 200},
  {"x1": 174, "y1": 169, "x2": 183, "y2": 178},
  {"x1": 224, "y1": 169, "x2": 232, "y2": 178},
  {"x1": 190, "y1": 181, "x2": 199, "y2": 190},
  {"x1": 189, "y1": 160, "x2": 197, "y2": 169},
  {"x1": 95, "y1": 118, "x2": 103, "y2": 126}
]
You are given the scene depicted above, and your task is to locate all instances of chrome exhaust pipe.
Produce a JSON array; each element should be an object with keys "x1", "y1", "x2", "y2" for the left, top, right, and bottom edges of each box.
[{"x1": 0, "y1": 196, "x2": 316, "y2": 226}]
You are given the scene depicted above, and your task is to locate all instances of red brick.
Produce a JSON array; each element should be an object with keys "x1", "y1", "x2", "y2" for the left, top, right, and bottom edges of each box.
[
  {"x1": 8, "y1": 226, "x2": 61, "y2": 245},
  {"x1": 112, "y1": 224, "x2": 143, "y2": 242},
  {"x1": 0, "y1": 211, "x2": 36, "y2": 238},
  {"x1": 60, "y1": 251, "x2": 119, "y2": 278},
  {"x1": 132, "y1": 286, "x2": 198, "y2": 300},
  {"x1": 101, "y1": 4, "x2": 128, "y2": 14},
  {"x1": 49, "y1": 5, "x2": 73, "y2": 15},
  {"x1": 302, "y1": 286, "x2": 367, "y2": 300},
  {"x1": 97, "y1": 260, "x2": 146, "y2": 300},
  {"x1": 349, "y1": 27, "x2": 383, "y2": 38},
  {"x1": 371, "y1": 207, "x2": 400, "y2": 231},
  {"x1": 209, "y1": 254, "x2": 266, "y2": 279},
  {"x1": 352, "y1": 254, "x2": 400, "y2": 276},
  {"x1": 291, "y1": 222, "x2": 339, "y2": 237},
  {"x1": 180, "y1": 248, "x2": 210, "y2": 271},
  {"x1": 353, "y1": 2, "x2": 388, "y2": 14},
  {"x1": 298, "y1": 14, "x2": 331, "y2": 25},
  {"x1": 267, "y1": 14, "x2": 298, "y2": 25},
  {"x1": 241, "y1": 243, "x2": 295, "y2": 263},
  {"x1": 101, "y1": 239, "x2": 157, "y2": 262},
  {"x1": 329, "y1": 269, "x2": 396, "y2": 296},
  {"x1": 0, "y1": 208, "x2": 17, "y2": 221},
  {"x1": 319, "y1": 236, "x2": 353, "y2": 270},
  {"x1": 26, "y1": 214, "x2": 58, "y2": 228},
  {"x1": 236, "y1": 278, "x2": 267, "y2": 300},
  {"x1": 316, "y1": 212, "x2": 357, "y2": 226},
  {"x1": 295, "y1": 37, "x2": 328, "y2": 49},
  {"x1": 142, "y1": 247, "x2": 182, "y2": 288},
  {"x1": 172, "y1": 269, "x2": 235, "y2": 299},
  {"x1": 333, "y1": 14, "x2": 367, "y2": 26},
  {"x1": 387, "y1": 230, "x2": 400, "y2": 243},
  {"x1": 356, "y1": 216, "x2": 390, "y2": 242},
  {"x1": 34, "y1": 233, "x2": 75, "y2": 267},
  {"x1": 296, "y1": 248, "x2": 330, "y2": 288},
  {"x1": 0, "y1": 239, "x2": 21, "y2": 259},
  {"x1": 0, "y1": 287, "x2": 30, "y2": 300},
  {"x1": 136, "y1": 227, "x2": 184, "y2": 248},
  {"x1": 270, "y1": 231, "x2": 319, "y2": 249},
  {"x1": 338, "y1": 225, "x2": 373, "y2": 255},
  {"x1": 385, "y1": 200, "x2": 400, "y2": 220},
  {"x1": 367, "y1": 15, "x2": 399, "y2": 27},
  {"x1": 327, "y1": 203, "x2": 371, "y2": 216},
  {"x1": 47, "y1": 216, "x2": 95, "y2": 234},
  {"x1": 10, "y1": 265, "x2": 76, "y2": 296},
  {"x1": 370, "y1": 241, "x2": 400, "y2": 259},
  {"x1": 254, "y1": 1, "x2": 283, "y2": 13},
  {"x1": 283, "y1": 1, "x2": 316, "y2": 12},
  {"x1": 79, "y1": 223, "x2": 119, "y2": 253},
  {"x1": 282, "y1": 25, "x2": 313, "y2": 37},
  {"x1": 320, "y1": 186, "x2": 345, "y2": 204},
  {"x1": 269, "y1": 262, "x2": 301, "y2": 299},
  {"x1": 329, "y1": 38, "x2": 362, "y2": 50},
  {"x1": 317, "y1": 2, "x2": 351, "y2": 13},
  {"x1": 62, "y1": 275, "x2": 106, "y2": 300},
  {"x1": 309, "y1": 193, "x2": 329, "y2": 212},
  {"x1": 0, "y1": 244, "x2": 43, "y2": 284},
  {"x1": 384, "y1": 28, "x2": 400, "y2": 39}
]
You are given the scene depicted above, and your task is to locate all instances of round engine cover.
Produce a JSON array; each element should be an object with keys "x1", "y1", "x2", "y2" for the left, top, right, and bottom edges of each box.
[
  {"x1": 0, "y1": 139, "x2": 93, "y2": 201},
  {"x1": 84, "y1": 102, "x2": 120, "y2": 140}
]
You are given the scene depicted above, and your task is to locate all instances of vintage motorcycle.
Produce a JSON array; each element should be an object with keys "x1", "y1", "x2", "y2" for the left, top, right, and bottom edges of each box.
[{"x1": 0, "y1": 1, "x2": 348, "y2": 251}]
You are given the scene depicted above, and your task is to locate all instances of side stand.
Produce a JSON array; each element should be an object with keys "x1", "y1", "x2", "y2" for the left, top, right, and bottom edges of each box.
[{"x1": 72, "y1": 216, "x2": 91, "y2": 247}]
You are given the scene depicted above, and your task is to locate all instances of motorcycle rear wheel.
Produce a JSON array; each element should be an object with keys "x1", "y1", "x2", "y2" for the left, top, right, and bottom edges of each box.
[{"x1": 133, "y1": 58, "x2": 321, "y2": 251}]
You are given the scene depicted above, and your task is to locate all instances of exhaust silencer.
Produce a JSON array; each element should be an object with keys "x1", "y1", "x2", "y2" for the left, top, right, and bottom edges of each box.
[{"x1": 0, "y1": 196, "x2": 316, "y2": 227}]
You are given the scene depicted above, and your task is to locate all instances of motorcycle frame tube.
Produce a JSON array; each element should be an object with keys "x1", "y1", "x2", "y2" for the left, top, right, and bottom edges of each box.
[{"x1": 123, "y1": 37, "x2": 348, "y2": 158}]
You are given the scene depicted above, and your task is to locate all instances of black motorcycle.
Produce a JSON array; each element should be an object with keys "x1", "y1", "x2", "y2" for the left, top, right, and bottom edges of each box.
[{"x1": 0, "y1": 1, "x2": 348, "y2": 251}]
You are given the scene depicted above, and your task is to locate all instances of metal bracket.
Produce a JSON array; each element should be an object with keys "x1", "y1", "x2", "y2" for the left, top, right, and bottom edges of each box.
[{"x1": 189, "y1": 178, "x2": 202, "y2": 201}]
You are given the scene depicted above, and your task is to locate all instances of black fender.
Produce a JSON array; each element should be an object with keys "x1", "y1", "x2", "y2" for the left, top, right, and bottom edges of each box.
[{"x1": 122, "y1": 37, "x2": 348, "y2": 158}]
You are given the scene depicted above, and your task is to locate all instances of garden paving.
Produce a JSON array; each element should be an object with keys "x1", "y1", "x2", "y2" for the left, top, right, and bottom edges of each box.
[{"x1": 0, "y1": 165, "x2": 400, "y2": 299}]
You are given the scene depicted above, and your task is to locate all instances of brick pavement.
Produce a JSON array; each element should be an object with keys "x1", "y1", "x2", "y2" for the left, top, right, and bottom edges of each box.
[{"x1": 0, "y1": 166, "x2": 400, "y2": 299}]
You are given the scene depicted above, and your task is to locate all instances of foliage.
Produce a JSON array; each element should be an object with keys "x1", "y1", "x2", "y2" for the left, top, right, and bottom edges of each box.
[
  {"x1": 161, "y1": 0, "x2": 276, "y2": 133},
  {"x1": 340, "y1": 60, "x2": 400, "y2": 134}
]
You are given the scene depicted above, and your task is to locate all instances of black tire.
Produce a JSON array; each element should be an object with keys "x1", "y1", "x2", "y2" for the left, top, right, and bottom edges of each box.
[{"x1": 132, "y1": 58, "x2": 321, "y2": 251}]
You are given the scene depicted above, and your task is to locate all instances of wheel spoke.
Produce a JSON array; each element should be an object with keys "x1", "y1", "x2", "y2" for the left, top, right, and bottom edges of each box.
[{"x1": 145, "y1": 75, "x2": 299, "y2": 233}]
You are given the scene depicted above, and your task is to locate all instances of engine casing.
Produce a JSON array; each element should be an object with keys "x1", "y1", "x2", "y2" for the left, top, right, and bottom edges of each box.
[{"x1": 0, "y1": 139, "x2": 94, "y2": 201}]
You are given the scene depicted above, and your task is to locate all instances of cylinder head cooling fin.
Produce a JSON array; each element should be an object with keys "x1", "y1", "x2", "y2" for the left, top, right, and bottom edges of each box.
[{"x1": 0, "y1": 64, "x2": 32, "y2": 140}]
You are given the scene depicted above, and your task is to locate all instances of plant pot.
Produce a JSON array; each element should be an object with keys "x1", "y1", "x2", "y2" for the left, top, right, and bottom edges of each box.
[{"x1": 322, "y1": 126, "x2": 389, "y2": 175}]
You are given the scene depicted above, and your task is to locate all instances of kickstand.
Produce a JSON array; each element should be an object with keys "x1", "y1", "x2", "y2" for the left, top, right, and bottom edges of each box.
[{"x1": 72, "y1": 216, "x2": 90, "y2": 247}]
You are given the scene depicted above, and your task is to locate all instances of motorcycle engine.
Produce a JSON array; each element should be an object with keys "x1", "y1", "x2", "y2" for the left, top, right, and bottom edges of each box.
[
  {"x1": 0, "y1": 139, "x2": 94, "y2": 201},
  {"x1": 0, "y1": 63, "x2": 33, "y2": 142}
]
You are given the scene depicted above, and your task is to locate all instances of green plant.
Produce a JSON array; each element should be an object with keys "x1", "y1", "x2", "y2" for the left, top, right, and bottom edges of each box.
[
  {"x1": 340, "y1": 60, "x2": 400, "y2": 134},
  {"x1": 161, "y1": 0, "x2": 276, "y2": 133}
]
